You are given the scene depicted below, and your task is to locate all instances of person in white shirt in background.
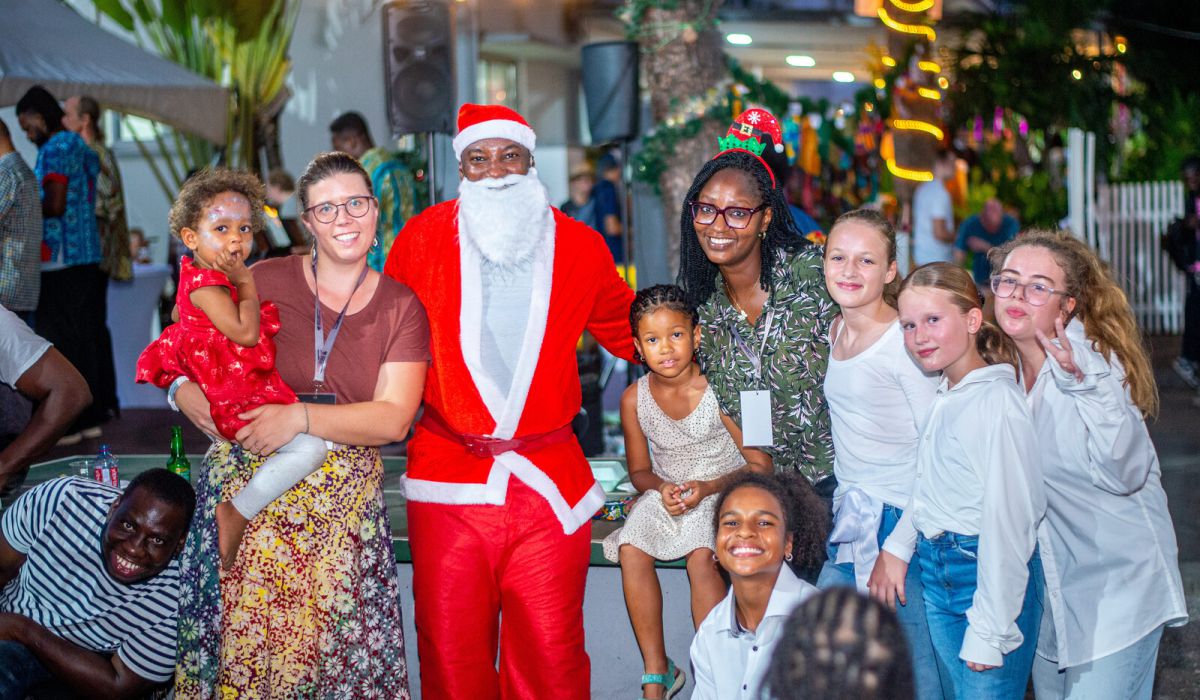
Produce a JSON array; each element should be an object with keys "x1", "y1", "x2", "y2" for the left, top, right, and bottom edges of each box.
[
  {"x1": 690, "y1": 472, "x2": 827, "y2": 700},
  {"x1": 989, "y1": 231, "x2": 1187, "y2": 700},
  {"x1": 911, "y1": 152, "x2": 957, "y2": 267},
  {"x1": 877, "y1": 262, "x2": 1045, "y2": 699},
  {"x1": 816, "y1": 209, "x2": 944, "y2": 699}
]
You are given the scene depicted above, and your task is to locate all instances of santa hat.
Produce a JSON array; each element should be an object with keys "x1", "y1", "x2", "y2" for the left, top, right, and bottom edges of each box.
[
  {"x1": 716, "y1": 107, "x2": 785, "y2": 187},
  {"x1": 452, "y1": 103, "x2": 537, "y2": 161}
]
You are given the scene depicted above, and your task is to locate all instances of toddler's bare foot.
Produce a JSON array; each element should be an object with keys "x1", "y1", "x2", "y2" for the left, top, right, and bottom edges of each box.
[{"x1": 215, "y1": 501, "x2": 250, "y2": 569}]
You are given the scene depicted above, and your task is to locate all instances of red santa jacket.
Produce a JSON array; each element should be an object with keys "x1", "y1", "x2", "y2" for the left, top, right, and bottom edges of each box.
[{"x1": 385, "y1": 199, "x2": 636, "y2": 533}]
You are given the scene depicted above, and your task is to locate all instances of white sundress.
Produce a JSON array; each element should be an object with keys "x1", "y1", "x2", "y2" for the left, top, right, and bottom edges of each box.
[{"x1": 602, "y1": 375, "x2": 746, "y2": 563}]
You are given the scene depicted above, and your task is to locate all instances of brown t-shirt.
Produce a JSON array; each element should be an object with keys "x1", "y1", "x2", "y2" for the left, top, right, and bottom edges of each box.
[{"x1": 252, "y1": 256, "x2": 430, "y2": 404}]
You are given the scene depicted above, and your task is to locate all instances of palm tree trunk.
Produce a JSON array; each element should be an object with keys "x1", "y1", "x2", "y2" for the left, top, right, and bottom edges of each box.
[{"x1": 633, "y1": 1, "x2": 726, "y2": 277}]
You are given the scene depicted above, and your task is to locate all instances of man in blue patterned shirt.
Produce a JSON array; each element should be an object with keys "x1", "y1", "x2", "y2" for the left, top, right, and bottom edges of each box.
[
  {"x1": 16, "y1": 86, "x2": 116, "y2": 444},
  {"x1": 0, "y1": 119, "x2": 42, "y2": 321}
]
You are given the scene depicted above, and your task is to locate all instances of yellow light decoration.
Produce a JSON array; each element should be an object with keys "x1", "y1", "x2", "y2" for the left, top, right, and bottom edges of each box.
[
  {"x1": 888, "y1": 0, "x2": 935, "y2": 11},
  {"x1": 917, "y1": 87, "x2": 942, "y2": 100},
  {"x1": 937, "y1": 76, "x2": 949, "y2": 89},
  {"x1": 917, "y1": 60, "x2": 940, "y2": 73},
  {"x1": 874, "y1": 78, "x2": 887, "y2": 89},
  {"x1": 878, "y1": 8, "x2": 936, "y2": 41},
  {"x1": 886, "y1": 158, "x2": 934, "y2": 182},
  {"x1": 882, "y1": 56, "x2": 897, "y2": 67},
  {"x1": 891, "y1": 119, "x2": 945, "y2": 140}
]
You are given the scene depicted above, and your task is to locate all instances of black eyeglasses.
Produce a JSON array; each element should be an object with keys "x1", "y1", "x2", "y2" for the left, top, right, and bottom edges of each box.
[
  {"x1": 688, "y1": 200, "x2": 767, "y2": 230},
  {"x1": 990, "y1": 275, "x2": 1072, "y2": 306},
  {"x1": 303, "y1": 196, "x2": 376, "y2": 224}
]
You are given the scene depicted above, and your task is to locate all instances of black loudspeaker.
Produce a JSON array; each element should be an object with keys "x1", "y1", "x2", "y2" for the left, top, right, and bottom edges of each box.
[
  {"x1": 383, "y1": 0, "x2": 455, "y2": 136},
  {"x1": 581, "y1": 41, "x2": 639, "y2": 144}
]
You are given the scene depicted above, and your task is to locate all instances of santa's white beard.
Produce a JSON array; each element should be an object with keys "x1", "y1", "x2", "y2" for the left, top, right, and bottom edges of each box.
[{"x1": 458, "y1": 168, "x2": 553, "y2": 269}]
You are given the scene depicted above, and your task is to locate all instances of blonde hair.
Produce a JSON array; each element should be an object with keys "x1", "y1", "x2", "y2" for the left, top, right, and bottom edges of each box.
[
  {"x1": 828, "y1": 208, "x2": 901, "y2": 308},
  {"x1": 900, "y1": 262, "x2": 1018, "y2": 374},
  {"x1": 988, "y1": 230, "x2": 1159, "y2": 417}
]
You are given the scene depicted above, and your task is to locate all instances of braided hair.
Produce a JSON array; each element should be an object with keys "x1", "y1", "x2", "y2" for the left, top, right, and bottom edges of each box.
[
  {"x1": 711, "y1": 471, "x2": 829, "y2": 577},
  {"x1": 677, "y1": 150, "x2": 806, "y2": 308},
  {"x1": 763, "y1": 587, "x2": 915, "y2": 700},
  {"x1": 629, "y1": 284, "x2": 697, "y2": 365}
]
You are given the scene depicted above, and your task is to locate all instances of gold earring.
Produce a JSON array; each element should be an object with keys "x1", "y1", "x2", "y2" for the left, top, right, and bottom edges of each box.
[{"x1": 758, "y1": 229, "x2": 767, "y2": 240}]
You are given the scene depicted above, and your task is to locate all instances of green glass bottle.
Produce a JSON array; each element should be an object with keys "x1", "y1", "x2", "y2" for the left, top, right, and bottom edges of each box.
[{"x1": 167, "y1": 425, "x2": 191, "y2": 482}]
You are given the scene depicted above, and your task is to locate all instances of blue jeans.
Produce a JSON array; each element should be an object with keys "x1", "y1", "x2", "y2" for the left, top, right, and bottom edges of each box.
[
  {"x1": 818, "y1": 504, "x2": 948, "y2": 700},
  {"x1": 917, "y1": 533, "x2": 1042, "y2": 700},
  {"x1": 1032, "y1": 625, "x2": 1164, "y2": 700},
  {"x1": 0, "y1": 640, "x2": 52, "y2": 697}
]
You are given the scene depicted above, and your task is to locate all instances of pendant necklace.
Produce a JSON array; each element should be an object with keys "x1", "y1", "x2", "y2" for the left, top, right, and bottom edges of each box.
[{"x1": 723, "y1": 277, "x2": 750, "y2": 322}]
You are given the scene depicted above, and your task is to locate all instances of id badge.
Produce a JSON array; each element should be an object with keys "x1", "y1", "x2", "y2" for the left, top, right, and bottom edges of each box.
[
  {"x1": 296, "y1": 392, "x2": 337, "y2": 405},
  {"x1": 739, "y1": 389, "x2": 774, "y2": 447}
]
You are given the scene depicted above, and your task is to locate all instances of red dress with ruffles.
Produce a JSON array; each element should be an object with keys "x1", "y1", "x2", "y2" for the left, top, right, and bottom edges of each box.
[{"x1": 136, "y1": 257, "x2": 297, "y2": 441}]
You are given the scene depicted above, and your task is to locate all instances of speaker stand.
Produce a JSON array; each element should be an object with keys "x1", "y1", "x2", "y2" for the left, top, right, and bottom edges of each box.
[{"x1": 425, "y1": 132, "x2": 438, "y2": 206}]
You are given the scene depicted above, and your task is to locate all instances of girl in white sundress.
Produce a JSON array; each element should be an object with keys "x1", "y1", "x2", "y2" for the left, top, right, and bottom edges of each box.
[{"x1": 603, "y1": 284, "x2": 772, "y2": 700}]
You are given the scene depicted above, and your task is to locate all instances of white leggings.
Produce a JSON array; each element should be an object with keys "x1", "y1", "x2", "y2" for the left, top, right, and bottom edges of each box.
[{"x1": 229, "y1": 432, "x2": 329, "y2": 518}]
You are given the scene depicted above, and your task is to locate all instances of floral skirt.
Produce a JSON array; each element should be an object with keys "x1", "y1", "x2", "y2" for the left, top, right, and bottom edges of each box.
[{"x1": 174, "y1": 440, "x2": 410, "y2": 699}]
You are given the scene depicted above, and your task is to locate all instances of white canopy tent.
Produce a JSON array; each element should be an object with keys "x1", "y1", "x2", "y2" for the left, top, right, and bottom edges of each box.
[{"x1": 0, "y1": 0, "x2": 229, "y2": 144}]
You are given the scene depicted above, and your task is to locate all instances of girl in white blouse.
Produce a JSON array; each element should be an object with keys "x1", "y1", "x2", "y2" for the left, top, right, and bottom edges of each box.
[
  {"x1": 818, "y1": 209, "x2": 943, "y2": 699},
  {"x1": 879, "y1": 262, "x2": 1046, "y2": 699},
  {"x1": 690, "y1": 472, "x2": 827, "y2": 700},
  {"x1": 989, "y1": 231, "x2": 1187, "y2": 700}
]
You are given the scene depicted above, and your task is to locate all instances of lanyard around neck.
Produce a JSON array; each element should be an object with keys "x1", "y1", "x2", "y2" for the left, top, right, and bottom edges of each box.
[
  {"x1": 311, "y1": 252, "x2": 368, "y2": 390},
  {"x1": 728, "y1": 307, "x2": 775, "y2": 384}
]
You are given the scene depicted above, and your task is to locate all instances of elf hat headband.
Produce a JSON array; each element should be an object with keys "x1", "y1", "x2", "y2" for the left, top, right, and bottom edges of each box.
[{"x1": 715, "y1": 107, "x2": 785, "y2": 188}]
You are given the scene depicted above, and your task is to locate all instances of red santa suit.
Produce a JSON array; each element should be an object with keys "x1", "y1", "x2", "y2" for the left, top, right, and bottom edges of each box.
[{"x1": 385, "y1": 168, "x2": 635, "y2": 696}]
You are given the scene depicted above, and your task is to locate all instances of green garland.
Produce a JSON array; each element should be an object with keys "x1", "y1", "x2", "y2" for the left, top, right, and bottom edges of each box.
[
  {"x1": 633, "y1": 56, "x2": 813, "y2": 189},
  {"x1": 620, "y1": 0, "x2": 719, "y2": 45}
]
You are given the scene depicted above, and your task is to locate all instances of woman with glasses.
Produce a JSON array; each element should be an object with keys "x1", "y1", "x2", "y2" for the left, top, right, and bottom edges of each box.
[
  {"x1": 677, "y1": 109, "x2": 836, "y2": 499},
  {"x1": 989, "y1": 231, "x2": 1186, "y2": 700},
  {"x1": 171, "y1": 152, "x2": 430, "y2": 698}
]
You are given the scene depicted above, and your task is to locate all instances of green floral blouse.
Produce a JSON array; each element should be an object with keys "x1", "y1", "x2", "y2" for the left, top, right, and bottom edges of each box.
[{"x1": 697, "y1": 244, "x2": 835, "y2": 481}]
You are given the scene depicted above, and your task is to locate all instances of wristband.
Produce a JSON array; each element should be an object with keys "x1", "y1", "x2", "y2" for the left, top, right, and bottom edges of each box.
[{"x1": 166, "y1": 376, "x2": 189, "y2": 412}]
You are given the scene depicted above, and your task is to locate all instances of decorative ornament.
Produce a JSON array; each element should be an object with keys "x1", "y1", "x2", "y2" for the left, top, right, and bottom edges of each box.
[
  {"x1": 681, "y1": 24, "x2": 698, "y2": 44},
  {"x1": 718, "y1": 107, "x2": 786, "y2": 156}
]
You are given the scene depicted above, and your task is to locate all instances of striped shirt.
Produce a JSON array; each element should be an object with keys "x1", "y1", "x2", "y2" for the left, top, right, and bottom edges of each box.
[{"x1": 0, "y1": 477, "x2": 181, "y2": 682}]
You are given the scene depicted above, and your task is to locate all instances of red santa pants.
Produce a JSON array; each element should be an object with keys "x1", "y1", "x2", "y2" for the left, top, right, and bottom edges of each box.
[{"x1": 407, "y1": 478, "x2": 591, "y2": 699}]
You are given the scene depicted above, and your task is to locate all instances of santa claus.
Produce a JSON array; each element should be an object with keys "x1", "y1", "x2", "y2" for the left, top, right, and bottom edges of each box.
[{"x1": 385, "y1": 104, "x2": 636, "y2": 698}]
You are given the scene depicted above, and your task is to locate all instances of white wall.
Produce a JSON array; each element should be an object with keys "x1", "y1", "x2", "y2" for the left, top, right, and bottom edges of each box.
[{"x1": 10, "y1": 0, "x2": 585, "y2": 262}]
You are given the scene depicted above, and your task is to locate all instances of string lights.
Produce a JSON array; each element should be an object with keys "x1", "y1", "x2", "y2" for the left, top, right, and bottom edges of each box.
[
  {"x1": 877, "y1": 8, "x2": 936, "y2": 41},
  {"x1": 890, "y1": 118, "x2": 944, "y2": 140},
  {"x1": 887, "y1": 0, "x2": 935, "y2": 11},
  {"x1": 917, "y1": 87, "x2": 942, "y2": 100},
  {"x1": 886, "y1": 158, "x2": 933, "y2": 181}
]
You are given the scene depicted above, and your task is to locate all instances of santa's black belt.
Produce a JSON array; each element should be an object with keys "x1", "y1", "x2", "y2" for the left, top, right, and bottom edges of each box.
[{"x1": 420, "y1": 406, "x2": 575, "y2": 458}]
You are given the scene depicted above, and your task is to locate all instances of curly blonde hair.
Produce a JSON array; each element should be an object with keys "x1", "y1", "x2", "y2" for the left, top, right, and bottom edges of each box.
[{"x1": 989, "y1": 230, "x2": 1158, "y2": 417}]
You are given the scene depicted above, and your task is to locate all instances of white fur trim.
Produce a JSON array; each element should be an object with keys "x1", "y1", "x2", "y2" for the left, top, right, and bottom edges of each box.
[
  {"x1": 458, "y1": 238, "x2": 507, "y2": 423},
  {"x1": 401, "y1": 466, "x2": 511, "y2": 505},
  {"x1": 498, "y1": 452, "x2": 606, "y2": 534},
  {"x1": 453, "y1": 119, "x2": 536, "y2": 160},
  {"x1": 457, "y1": 213, "x2": 555, "y2": 439}
]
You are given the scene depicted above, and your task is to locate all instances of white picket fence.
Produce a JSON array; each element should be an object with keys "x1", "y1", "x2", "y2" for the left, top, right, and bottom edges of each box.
[{"x1": 1087, "y1": 180, "x2": 1187, "y2": 334}]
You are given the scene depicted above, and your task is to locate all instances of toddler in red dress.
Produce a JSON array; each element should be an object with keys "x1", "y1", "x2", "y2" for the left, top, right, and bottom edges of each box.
[{"x1": 136, "y1": 169, "x2": 326, "y2": 567}]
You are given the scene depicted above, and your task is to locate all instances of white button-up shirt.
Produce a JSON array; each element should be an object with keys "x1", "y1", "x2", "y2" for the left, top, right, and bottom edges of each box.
[
  {"x1": 1031, "y1": 319, "x2": 1187, "y2": 669},
  {"x1": 882, "y1": 363, "x2": 1045, "y2": 667},
  {"x1": 690, "y1": 566, "x2": 818, "y2": 700}
]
